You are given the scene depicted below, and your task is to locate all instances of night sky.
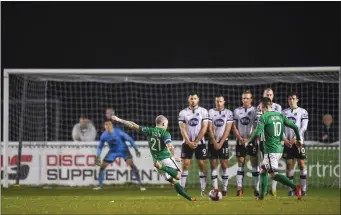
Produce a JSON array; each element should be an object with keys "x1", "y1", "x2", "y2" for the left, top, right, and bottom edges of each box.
[{"x1": 1, "y1": 2, "x2": 340, "y2": 69}]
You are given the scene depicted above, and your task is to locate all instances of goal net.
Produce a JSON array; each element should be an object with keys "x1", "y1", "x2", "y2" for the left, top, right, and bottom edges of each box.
[{"x1": 2, "y1": 67, "x2": 340, "y2": 189}]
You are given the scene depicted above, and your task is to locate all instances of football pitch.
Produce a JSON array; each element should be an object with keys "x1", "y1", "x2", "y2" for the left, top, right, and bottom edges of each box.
[{"x1": 2, "y1": 186, "x2": 340, "y2": 214}]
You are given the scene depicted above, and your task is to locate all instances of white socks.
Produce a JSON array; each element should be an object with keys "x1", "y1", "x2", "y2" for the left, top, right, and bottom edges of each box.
[
  {"x1": 222, "y1": 168, "x2": 229, "y2": 191},
  {"x1": 211, "y1": 168, "x2": 218, "y2": 189},
  {"x1": 199, "y1": 171, "x2": 207, "y2": 191},
  {"x1": 300, "y1": 168, "x2": 307, "y2": 192},
  {"x1": 181, "y1": 170, "x2": 188, "y2": 188},
  {"x1": 237, "y1": 167, "x2": 244, "y2": 188},
  {"x1": 252, "y1": 167, "x2": 260, "y2": 192}
]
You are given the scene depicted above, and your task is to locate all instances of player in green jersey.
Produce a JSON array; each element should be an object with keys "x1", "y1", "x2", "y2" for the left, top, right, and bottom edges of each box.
[
  {"x1": 246, "y1": 97, "x2": 302, "y2": 200},
  {"x1": 112, "y1": 114, "x2": 196, "y2": 201}
]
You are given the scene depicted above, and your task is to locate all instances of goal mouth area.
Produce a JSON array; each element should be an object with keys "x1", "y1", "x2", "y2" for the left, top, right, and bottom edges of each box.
[{"x1": 2, "y1": 67, "x2": 340, "y2": 189}]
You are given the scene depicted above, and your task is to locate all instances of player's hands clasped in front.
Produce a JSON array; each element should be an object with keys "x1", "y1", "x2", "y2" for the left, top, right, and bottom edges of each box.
[
  {"x1": 283, "y1": 138, "x2": 292, "y2": 148},
  {"x1": 296, "y1": 140, "x2": 302, "y2": 148},
  {"x1": 187, "y1": 141, "x2": 197, "y2": 149},
  {"x1": 96, "y1": 156, "x2": 101, "y2": 166},
  {"x1": 289, "y1": 138, "x2": 296, "y2": 145},
  {"x1": 214, "y1": 141, "x2": 223, "y2": 150},
  {"x1": 241, "y1": 138, "x2": 248, "y2": 147}
]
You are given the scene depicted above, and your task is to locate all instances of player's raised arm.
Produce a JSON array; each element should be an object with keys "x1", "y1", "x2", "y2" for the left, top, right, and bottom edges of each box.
[
  {"x1": 112, "y1": 115, "x2": 140, "y2": 131},
  {"x1": 193, "y1": 109, "x2": 209, "y2": 144}
]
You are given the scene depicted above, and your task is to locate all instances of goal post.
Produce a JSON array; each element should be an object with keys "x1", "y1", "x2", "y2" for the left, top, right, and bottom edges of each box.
[{"x1": 2, "y1": 67, "x2": 340, "y2": 189}]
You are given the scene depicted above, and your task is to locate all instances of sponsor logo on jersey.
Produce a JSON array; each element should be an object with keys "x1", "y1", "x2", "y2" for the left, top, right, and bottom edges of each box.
[
  {"x1": 188, "y1": 118, "x2": 199, "y2": 126},
  {"x1": 196, "y1": 113, "x2": 200, "y2": 116},
  {"x1": 288, "y1": 117, "x2": 296, "y2": 123},
  {"x1": 214, "y1": 119, "x2": 225, "y2": 127},
  {"x1": 240, "y1": 117, "x2": 251, "y2": 125}
]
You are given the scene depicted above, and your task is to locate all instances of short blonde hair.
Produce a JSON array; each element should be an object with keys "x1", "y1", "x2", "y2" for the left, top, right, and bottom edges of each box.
[{"x1": 155, "y1": 115, "x2": 168, "y2": 125}]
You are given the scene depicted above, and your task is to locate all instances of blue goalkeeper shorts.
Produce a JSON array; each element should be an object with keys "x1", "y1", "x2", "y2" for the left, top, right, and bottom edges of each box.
[{"x1": 103, "y1": 152, "x2": 127, "y2": 163}]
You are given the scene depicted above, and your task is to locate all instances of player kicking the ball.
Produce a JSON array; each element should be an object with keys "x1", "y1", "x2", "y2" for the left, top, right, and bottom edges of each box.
[
  {"x1": 246, "y1": 97, "x2": 302, "y2": 200},
  {"x1": 112, "y1": 114, "x2": 197, "y2": 201},
  {"x1": 208, "y1": 95, "x2": 234, "y2": 196}
]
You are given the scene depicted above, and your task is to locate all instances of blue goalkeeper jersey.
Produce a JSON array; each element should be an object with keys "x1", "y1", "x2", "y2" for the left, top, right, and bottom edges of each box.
[{"x1": 96, "y1": 128, "x2": 137, "y2": 157}]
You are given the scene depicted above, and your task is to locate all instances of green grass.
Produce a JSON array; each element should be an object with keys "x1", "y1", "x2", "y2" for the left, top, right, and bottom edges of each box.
[{"x1": 2, "y1": 186, "x2": 340, "y2": 214}]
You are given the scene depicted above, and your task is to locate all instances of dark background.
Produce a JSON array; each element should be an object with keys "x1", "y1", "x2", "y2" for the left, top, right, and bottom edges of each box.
[
  {"x1": 1, "y1": 2, "x2": 340, "y2": 142},
  {"x1": 1, "y1": 2, "x2": 340, "y2": 69}
]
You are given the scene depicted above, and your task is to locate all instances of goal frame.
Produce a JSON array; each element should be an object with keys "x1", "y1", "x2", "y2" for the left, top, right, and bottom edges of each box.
[{"x1": 2, "y1": 66, "x2": 340, "y2": 188}]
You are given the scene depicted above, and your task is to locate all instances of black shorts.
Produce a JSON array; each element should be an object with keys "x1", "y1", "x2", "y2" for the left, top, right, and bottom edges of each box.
[
  {"x1": 181, "y1": 142, "x2": 207, "y2": 160},
  {"x1": 208, "y1": 140, "x2": 229, "y2": 160},
  {"x1": 235, "y1": 140, "x2": 258, "y2": 157},
  {"x1": 282, "y1": 145, "x2": 306, "y2": 160}
]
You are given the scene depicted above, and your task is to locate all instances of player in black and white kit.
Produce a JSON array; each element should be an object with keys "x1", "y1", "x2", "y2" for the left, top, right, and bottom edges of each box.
[
  {"x1": 282, "y1": 92, "x2": 308, "y2": 196},
  {"x1": 232, "y1": 90, "x2": 259, "y2": 197},
  {"x1": 178, "y1": 93, "x2": 209, "y2": 196},
  {"x1": 208, "y1": 95, "x2": 234, "y2": 196},
  {"x1": 257, "y1": 88, "x2": 282, "y2": 196}
]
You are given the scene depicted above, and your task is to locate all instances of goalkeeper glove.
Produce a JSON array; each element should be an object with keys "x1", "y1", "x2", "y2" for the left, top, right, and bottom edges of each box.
[
  {"x1": 135, "y1": 149, "x2": 141, "y2": 157},
  {"x1": 96, "y1": 156, "x2": 101, "y2": 166}
]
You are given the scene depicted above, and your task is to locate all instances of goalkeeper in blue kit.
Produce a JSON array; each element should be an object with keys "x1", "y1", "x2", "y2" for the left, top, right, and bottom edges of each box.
[{"x1": 93, "y1": 120, "x2": 145, "y2": 190}]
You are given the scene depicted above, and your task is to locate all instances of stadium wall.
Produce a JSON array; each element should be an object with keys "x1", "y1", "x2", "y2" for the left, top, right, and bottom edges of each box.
[{"x1": 1, "y1": 141, "x2": 339, "y2": 187}]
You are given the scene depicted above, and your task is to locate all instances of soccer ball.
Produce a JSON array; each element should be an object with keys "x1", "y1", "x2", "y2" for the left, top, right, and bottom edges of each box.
[{"x1": 208, "y1": 189, "x2": 223, "y2": 201}]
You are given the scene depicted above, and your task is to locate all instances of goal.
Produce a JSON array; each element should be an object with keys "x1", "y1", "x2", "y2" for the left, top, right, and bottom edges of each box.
[{"x1": 2, "y1": 67, "x2": 340, "y2": 189}]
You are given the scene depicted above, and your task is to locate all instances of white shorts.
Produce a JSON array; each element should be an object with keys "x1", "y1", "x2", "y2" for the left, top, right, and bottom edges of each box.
[
  {"x1": 155, "y1": 157, "x2": 181, "y2": 180},
  {"x1": 261, "y1": 153, "x2": 282, "y2": 173}
]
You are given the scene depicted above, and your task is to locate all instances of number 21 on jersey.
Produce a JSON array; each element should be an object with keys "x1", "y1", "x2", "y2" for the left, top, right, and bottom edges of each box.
[{"x1": 150, "y1": 138, "x2": 161, "y2": 151}]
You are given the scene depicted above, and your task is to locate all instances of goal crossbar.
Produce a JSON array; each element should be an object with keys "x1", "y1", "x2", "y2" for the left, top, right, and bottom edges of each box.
[{"x1": 4, "y1": 66, "x2": 340, "y2": 75}]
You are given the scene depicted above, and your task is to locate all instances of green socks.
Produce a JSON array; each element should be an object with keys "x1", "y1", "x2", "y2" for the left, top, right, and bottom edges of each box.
[
  {"x1": 174, "y1": 182, "x2": 192, "y2": 201},
  {"x1": 274, "y1": 174, "x2": 297, "y2": 191},
  {"x1": 260, "y1": 172, "x2": 297, "y2": 199},
  {"x1": 259, "y1": 172, "x2": 269, "y2": 199},
  {"x1": 159, "y1": 165, "x2": 179, "y2": 179}
]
